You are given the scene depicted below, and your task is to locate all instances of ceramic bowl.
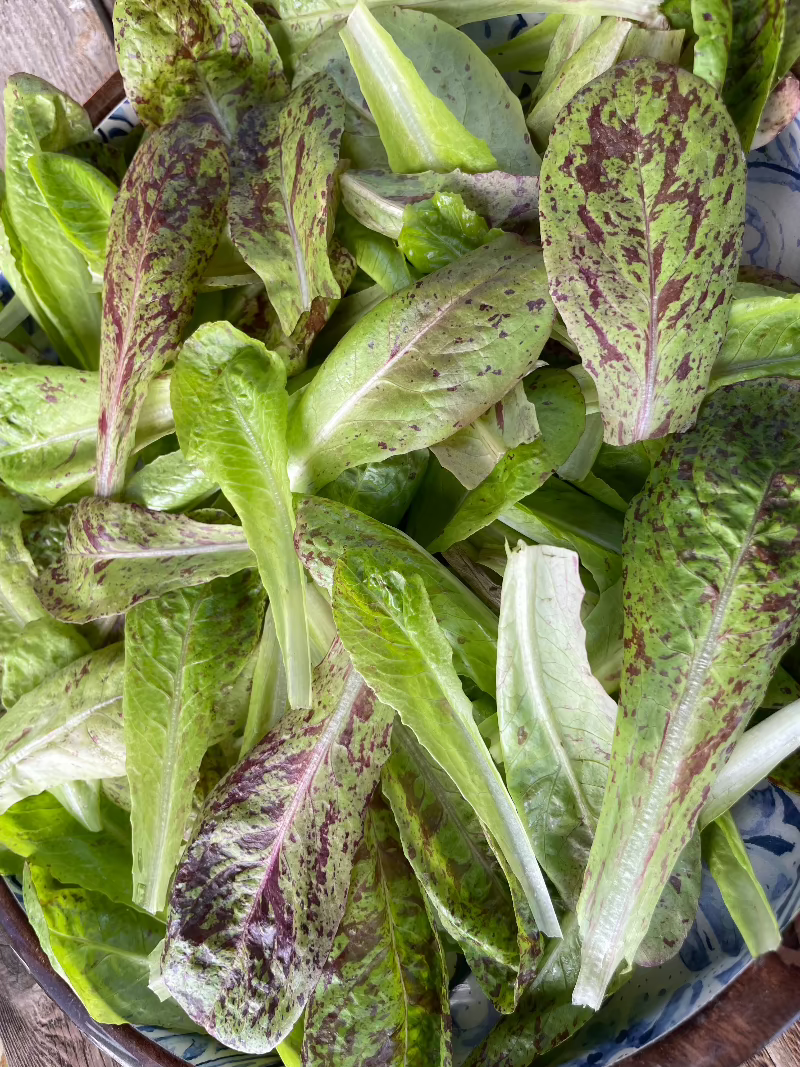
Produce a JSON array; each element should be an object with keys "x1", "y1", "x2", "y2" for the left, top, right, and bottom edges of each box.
[{"x1": 2, "y1": 13, "x2": 800, "y2": 1065}]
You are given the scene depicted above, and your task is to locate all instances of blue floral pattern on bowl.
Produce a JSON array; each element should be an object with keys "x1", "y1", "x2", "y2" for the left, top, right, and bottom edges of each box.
[{"x1": 3, "y1": 14, "x2": 800, "y2": 1064}]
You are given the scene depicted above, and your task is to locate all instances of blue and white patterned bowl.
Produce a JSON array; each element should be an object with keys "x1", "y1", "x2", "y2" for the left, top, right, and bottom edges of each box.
[{"x1": 3, "y1": 15, "x2": 800, "y2": 1065}]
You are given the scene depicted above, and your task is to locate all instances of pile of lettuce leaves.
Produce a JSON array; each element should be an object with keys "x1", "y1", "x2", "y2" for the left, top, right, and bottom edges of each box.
[{"x1": 1, "y1": 0, "x2": 800, "y2": 1063}]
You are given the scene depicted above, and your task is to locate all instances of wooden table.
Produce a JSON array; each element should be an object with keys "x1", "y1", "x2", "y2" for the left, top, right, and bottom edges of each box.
[{"x1": 0, "y1": 1, "x2": 799, "y2": 1065}]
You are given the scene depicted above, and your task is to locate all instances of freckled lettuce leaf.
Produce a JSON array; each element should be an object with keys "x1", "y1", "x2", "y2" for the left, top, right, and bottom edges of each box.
[
  {"x1": 228, "y1": 74, "x2": 345, "y2": 335},
  {"x1": 172, "y1": 323, "x2": 312, "y2": 710},
  {"x1": 382, "y1": 722, "x2": 530, "y2": 1013},
  {"x1": 703, "y1": 811, "x2": 781, "y2": 957},
  {"x1": 24, "y1": 865, "x2": 196, "y2": 1029},
  {"x1": 125, "y1": 573, "x2": 264, "y2": 915},
  {"x1": 295, "y1": 495, "x2": 498, "y2": 696},
  {"x1": 95, "y1": 110, "x2": 228, "y2": 497},
  {"x1": 3, "y1": 75, "x2": 101, "y2": 370},
  {"x1": 303, "y1": 794, "x2": 451, "y2": 1067},
  {"x1": 319, "y1": 449, "x2": 429, "y2": 526},
  {"x1": 498, "y1": 544, "x2": 617, "y2": 908},
  {"x1": 428, "y1": 368, "x2": 584, "y2": 553},
  {"x1": 0, "y1": 792, "x2": 132, "y2": 905},
  {"x1": 162, "y1": 640, "x2": 394, "y2": 1052},
  {"x1": 464, "y1": 913, "x2": 593, "y2": 1067},
  {"x1": 35, "y1": 499, "x2": 254, "y2": 623},
  {"x1": 340, "y1": 168, "x2": 540, "y2": 240},
  {"x1": 123, "y1": 448, "x2": 218, "y2": 512},
  {"x1": 113, "y1": 0, "x2": 288, "y2": 130},
  {"x1": 753, "y1": 73, "x2": 800, "y2": 150},
  {"x1": 777, "y1": 1, "x2": 800, "y2": 82},
  {"x1": 332, "y1": 554, "x2": 560, "y2": 937},
  {"x1": 398, "y1": 192, "x2": 502, "y2": 274},
  {"x1": 2, "y1": 618, "x2": 90, "y2": 709},
  {"x1": 27, "y1": 153, "x2": 117, "y2": 276},
  {"x1": 540, "y1": 59, "x2": 745, "y2": 445},
  {"x1": 691, "y1": 0, "x2": 732, "y2": 90},
  {"x1": 527, "y1": 17, "x2": 632, "y2": 153},
  {"x1": 287, "y1": 236, "x2": 554, "y2": 493},
  {"x1": 0, "y1": 645, "x2": 126, "y2": 814},
  {"x1": 723, "y1": 0, "x2": 786, "y2": 151},
  {"x1": 710, "y1": 290, "x2": 800, "y2": 390},
  {"x1": 574, "y1": 379, "x2": 800, "y2": 1010},
  {"x1": 0, "y1": 365, "x2": 173, "y2": 506}
]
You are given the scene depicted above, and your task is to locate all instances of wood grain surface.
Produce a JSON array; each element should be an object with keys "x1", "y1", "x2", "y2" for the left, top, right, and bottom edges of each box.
[{"x1": 0, "y1": 0, "x2": 116, "y2": 154}]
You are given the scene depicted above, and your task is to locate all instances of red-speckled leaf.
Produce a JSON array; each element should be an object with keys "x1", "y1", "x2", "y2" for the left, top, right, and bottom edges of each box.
[
  {"x1": 540, "y1": 59, "x2": 745, "y2": 445},
  {"x1": 302, "y1": 794, "x2": 451, "y2": 1067},
  {"x1": 161, "y1": 639, "x2": 394, "y2": 1053},
  {"x1": 113, "y1": 0, "x2": 288, "y2": 130},
  {"x1": 573, "y1": 379, "x2": 800, "y2": 1009},
  {"x1": 35, "y1": 499, "x2": 254, "y2": 623},
  {"x1": 229, "y1": 73, "x2": 345, "y2": 336},
  {"x1": 95, "y1": 110, "x2": 229, "y2": 497},
  {"x1": 287, "y1": 235, "x2": 554, "y2": 493}
]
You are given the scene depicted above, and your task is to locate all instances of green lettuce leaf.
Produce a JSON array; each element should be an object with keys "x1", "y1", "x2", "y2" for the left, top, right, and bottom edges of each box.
[
  {"x1": 617, "y1": 24, "x2": 685, "y2": 61},
  {"x1": 295, "y1": 495, "x2": 498, "y2": 696},
  {"x1": 0, "y1": 489, "x2": 48, "y2": 668},
  {"x1": 777, "y1": 0, "x2": 800, "y2": 82},
  {"x1": 485, "y1": 14, "x2": 564, "y2": 74},
  {"x1": 340, "y1": 167, "x2": 540, "y2": 239},
  {"x1": 691, "y1": 0, "x2": 732, "y2": 90},
  {"x1": 26, "y1": 152, "x2": 117, "y2": 276},
  {"x1": 700, "y1": 698, "x2": 800, "y2": 827},
  {"x1": 3, "y1": 76, "x2": 100, "y2": 370},
  {"x1": 172, "y1": 323, "x2": 312, "y2": 710},
  {"x1": 239, "y1": 605, "x2": 287, "y2": 757},
  {"x1": 125, "y1": 573, "x2": 264, "y2": 915},
  {"x1": 123, "y1": 448, "x2": 218, "y2": 512},
  {"x1": 95, "y1": 109, "x2": 229, "y2": 497},
  {"x1": 0, "y1": 792, "x2": 132, "y2": 904},
  {"x1": 336, "y1": 209, "x2": 416, "y2": 293},
  {"x1": 35, "y1": 499, "x2": 254, "y2": 623},
  {"x1": 24, "y1": 865, "x2": 195, "y2": 1028},
  {"x1": 49, "y1": 781, "x2": 104, "y2": 834},
  {"x1": 723, "y1": 0, "x2": 785, "y2": 151},
  {"x1": 303, "y1": 794, "x2": 451, "y2": 1067},
  {"x1": 0, "y1": 645, "x2": 125, "y2": 813},
  {"x1": 398, "y1": 191, "x2": 502, "y2": 274},
  {"x1": 530, "y1": 14, "x2": 602, "y2": 106},
  {"x1": 341, "y1": 4, "x2": 497, "y2": 174},
  {"x1": 702, "y1": 812, "x2": 781, "y2": 957},
  {"x1": 540, "y1": 59, "x2": 746, "y2": 444},
  {"x1": 287, "y1": 236, "x2": 554, "y2": 493},
  {"x1": 228, "y1": 73, "x2": 345, "y2": 335},
  {"x1": 113, "y1": 0, "x2": 288, "y2": 130},
  {"x1": 527, "y1": 17, "x2": 632, "y2": 152},
  {"x1": 382, "y1": 721, "x2": 528, "y2": 1014},
  {"x1": 319, "y1": 450, "x2": 429, "y2": 525},
  {"x1": 0, "y1": 365, "x2": 173, "y2": 506},
  {"x1": 710, "y1": 289, "x2": 800, "y2": 389},
  {"x1": 431, "y1": 380, "x2": 541, "y2": 491},
  {"x1": 332, "y1": 554, "x2": 560, "y2": 937},
  {"x1": 428, "y1": 368, "x2": 585, "y2": 553},
  {"x1": 574, "y1": 379, "x2": 800, "y2": 1010},
  {"x1": 162, "y1": 640, "x2": 394, "y2": 1052},
  {"x1": 498, "y1": 543, "x2": 617, "y2": 908}
]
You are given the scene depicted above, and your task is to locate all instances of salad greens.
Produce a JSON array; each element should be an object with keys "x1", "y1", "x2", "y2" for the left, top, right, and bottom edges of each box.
[{"x1": 1, "y1": 0, "x2": 800, "y2": 1060}]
